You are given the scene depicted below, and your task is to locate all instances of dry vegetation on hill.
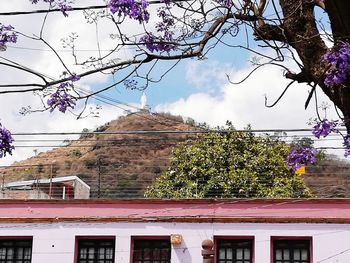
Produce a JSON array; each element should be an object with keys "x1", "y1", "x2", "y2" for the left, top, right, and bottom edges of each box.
[
  {"x1": 0, "y1": 112, "x2": 194, "y2": 198},
  {"x1": 1, "y1": 112, "x2": 350, "y2": 198}
]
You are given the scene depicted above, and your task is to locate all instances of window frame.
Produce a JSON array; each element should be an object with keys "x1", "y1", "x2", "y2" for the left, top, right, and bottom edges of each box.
[
  {"x1": 74, "y1": 236, "x2": 115, "y2": 263},
  {"x1": 0, "y1": 236, "x2": 33, "y2": 263},
  {"x1": 214, "y1": 236, "x2": 254, "y2": 263},
  {"x1": 271, "y1": 237, "x2": 313, "y2": 263},
  {"x1": 130, "y1": 236, "x2": 171, "y2": 263}
]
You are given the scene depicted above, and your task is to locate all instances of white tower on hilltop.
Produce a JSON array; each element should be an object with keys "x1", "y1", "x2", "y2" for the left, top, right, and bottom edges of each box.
[{"x1": 140, "y1": 91, "x2": 147, "y2": 110}]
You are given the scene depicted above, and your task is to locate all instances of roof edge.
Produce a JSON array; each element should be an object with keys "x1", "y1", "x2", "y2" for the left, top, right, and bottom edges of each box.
[
  {"x1": 1, "y1": 216, "x2": 350, "y2": 224},
  {"x1": 0, "y1": 198, "x2": 348, "y2": 205}
]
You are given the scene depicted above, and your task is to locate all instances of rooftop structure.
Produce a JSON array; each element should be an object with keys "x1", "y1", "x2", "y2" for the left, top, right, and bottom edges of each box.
[{"x1": 0, "y1": 175, "x2": 90, "y2": 200}]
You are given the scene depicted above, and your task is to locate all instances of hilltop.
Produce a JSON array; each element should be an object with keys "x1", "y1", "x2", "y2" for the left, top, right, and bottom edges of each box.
[{"x1": 1, "y1": 111, "x2": 350, "y2": 198}]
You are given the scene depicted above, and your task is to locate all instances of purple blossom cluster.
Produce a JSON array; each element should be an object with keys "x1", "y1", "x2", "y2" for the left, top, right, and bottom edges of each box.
[
  {"x1": 47, "y1": 82, "x2": 76, "y2": 113},
  {"x1": 108, "y1": 0, "x2": 150, "y2": 23},
  {"x1": 344, "y1": 135, "x2": 350, "y2": 157},
  {"x1": 0, "y1": 24, "x2": 17, "y2": 48},
  {"x1": 140, "y1": 34, "x2": 174, "y2": 52},
  {"x1": 214, "y1": 0, "x2": 234, "y2": 8},
  {"x1": 287, "y1": 147, "x2": 317, "y2": 171},
  {"x1": 140, "y1": 6, "x2": 176, "y2": 52},
  {"x1": 312, "y1": 119, "x2": 338, "y2": 139},
  {"x1": 124, "y1": 78, "x2": 138, "y2": 89},
  {"x1": 30, "y1": 0, "x2": 72, "y2": 17},
  {"x1": 324, "y1": 42, "x2": 350, "y2": 87},
  {"x1": 0, "y1": 124, "x2": 14, "y2": 158},
  {"x1": 68, "y1": 73, "x2": 80, "y2": 82}
]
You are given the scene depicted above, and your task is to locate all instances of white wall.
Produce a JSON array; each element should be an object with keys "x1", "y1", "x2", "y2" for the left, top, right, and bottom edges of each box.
[{"x1": 0, "y1": 222, "x2": 349, "y2": 262}]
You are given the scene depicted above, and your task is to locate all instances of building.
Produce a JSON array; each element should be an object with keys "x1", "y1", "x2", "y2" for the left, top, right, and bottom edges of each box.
[
  {"x1": 0, "y1": 175, "x2": 90, "y2": 199},
  {"x1": 0, "y1": 199, "x2": 349, "y2": 262}
]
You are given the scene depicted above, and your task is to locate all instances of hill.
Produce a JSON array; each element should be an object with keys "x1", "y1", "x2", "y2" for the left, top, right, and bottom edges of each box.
[
  {"x1": 1, "y1": 112, "x2": 350, "y2": 198},
  {"x1": 0, "y1": 111, "x2": 194, "y2": 198}
]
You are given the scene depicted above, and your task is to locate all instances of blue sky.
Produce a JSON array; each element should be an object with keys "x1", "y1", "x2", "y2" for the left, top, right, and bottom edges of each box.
[{"x1": 0, "y1": 1, "x2": 347, "y2": 165}]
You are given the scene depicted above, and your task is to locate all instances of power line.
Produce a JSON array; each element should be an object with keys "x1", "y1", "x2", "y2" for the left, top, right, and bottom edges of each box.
[{"x1": 10, "y1": 128, "x2": 347, "y2": 136}]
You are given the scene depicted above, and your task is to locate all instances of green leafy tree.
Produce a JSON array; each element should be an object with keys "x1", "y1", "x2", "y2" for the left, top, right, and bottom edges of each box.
[{"x1": 145, "y1": 123, "x2": 312, "y2": 198}]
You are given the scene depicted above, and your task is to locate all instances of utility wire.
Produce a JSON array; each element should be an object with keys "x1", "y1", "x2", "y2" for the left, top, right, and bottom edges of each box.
[{"x1": 10, "y1": 128, "x2": 347, "y2": 136}]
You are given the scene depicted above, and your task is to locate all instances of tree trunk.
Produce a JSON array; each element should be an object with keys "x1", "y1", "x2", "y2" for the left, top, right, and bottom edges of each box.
[{"x1": 278, "y1": 0, "x2": 350, "y2": 133}]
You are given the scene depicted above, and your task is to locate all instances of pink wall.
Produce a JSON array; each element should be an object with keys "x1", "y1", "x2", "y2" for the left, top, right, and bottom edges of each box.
[{"x1": 0, "y1": 221, "x2": 349, "y2": 262}]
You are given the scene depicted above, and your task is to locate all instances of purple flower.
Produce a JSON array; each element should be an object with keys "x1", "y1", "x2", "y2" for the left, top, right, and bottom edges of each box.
[
  {"x1": 324, "y1": 42, "x2": 350, "y2": 87},
  {"x1": 287, "y1": 147, "x2": 317, "y2": 171},
  {"x1": 140, "y1": 34, "x2": 175, "y2": 52},
  {"x1": 312, "y1": 119, "x2": 338, "y2": 139},
  {"x1": 214, "y1": 0, "x2": 233, "y2": 8},
  {"x1": 0, "y1": 24, "x2": 18, "y2": 47},
  {"x1": 108, "y1": 0, "x2": 150, "y2": 23},
  {"x1": 47, "y1": 82, "x2": 76, "y2": 113},
  {"x1": 124, "y1": 79, "x2": 138, "y2": 89},
  {"x1": 0, "y1": 124, "x2": 14, "y2": 158},
  {"x1": 68, "y1": 74, "x2": 80, "y2": 82},
  {"x1": 343, "y1": 135, "x2": 350, "y2": 157}
]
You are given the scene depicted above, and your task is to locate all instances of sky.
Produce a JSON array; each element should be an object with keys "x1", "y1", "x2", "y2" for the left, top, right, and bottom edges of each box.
[{"x1": 0, "y1": 0, "x2": 347, "y2": 166}]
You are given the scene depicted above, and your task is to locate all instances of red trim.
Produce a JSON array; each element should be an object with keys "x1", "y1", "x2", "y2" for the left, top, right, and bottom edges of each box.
[
  {"x1": 73, "y1": 236, "x2": 115, "y2": 263},
  {"x1": 270, "y1": 236, "x2": 313, "y2": 263},
  {"x1": 130, "y1": 236, "x2": 170, "y2": 263},
  {"x1": 214, "y1": 236, "x2": 255, "y2": 263}
]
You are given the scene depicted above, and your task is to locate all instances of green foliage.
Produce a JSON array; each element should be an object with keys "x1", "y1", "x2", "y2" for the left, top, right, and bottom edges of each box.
[
  {"x1": 37, "y1": 163, "x2": 44, "y2": 173},
  {"x1": 145, "y1": 123, "x2": 312, "y2": 199},
  {"x1": 71, "y1": 149, "x2": 82, "y2": 158},
  {"x1": 83, "y1": 158, "x2": 96, "y2": 169},
  {"x1": 95, "y1": 134, "x2": 105, "y2": 141}
]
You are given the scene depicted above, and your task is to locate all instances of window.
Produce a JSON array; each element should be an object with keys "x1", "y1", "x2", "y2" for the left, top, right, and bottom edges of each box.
[
  {"x1": 0, "y1": 239, "x2": 32, "y2": 263},
  {"x1": 132, "y1": 238, "x2": 171, "y2": 263},
  {"x1": 273, "y1": 239, "x2": 311, "y2": 263},
  {"x1": 77, "y1": 239, "x2": 115, "y2": 263},
  {"x1": 216, "y1": 239, "x2": 253, "y2": 263}
]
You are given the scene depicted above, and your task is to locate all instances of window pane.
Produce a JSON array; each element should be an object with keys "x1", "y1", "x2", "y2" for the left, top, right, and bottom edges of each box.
[
  {"x1": 105, "y1": 248, "x2": 113, "y2": 259},
  {"x1": 7, "y1": 248, "x2": 14, "y2": 259},
  {"x1": 133, "y1": 239, "x2": 171, "y2": 263},
  {"x1": 273, "y1": 240, "x2": 310, "y2": 263},
  {"x1": 216, "y1": 239, "x2": 253, "y2": 263},
  {"x1": 98, "y1": 248, "x2": 105, "y2": 259},
  {"x1": 0, "y1": 248, "x2": 6, "y2": 259},
  {"x1": 0, "y1": 239, "x2": 32, "y2": 263},
  {"x1": 219, "y1": 248, "x2": 225, "y2": 259},
  {"x1": 88, "y1": 248, "x2": 94, "y2": 259},
  {"x1": 226, "y1": 248, "x2": 233, "y2": 260},
  {"x1": 78, "y1": 239, "x2": 115, "y2": 263},
  {"x1": 276, "y1": 250, "x2": 282, "y2": 260},
  {"x1": 80, "y1": 248, "x2": 87, "y2": 259},
  {"x1": 293, "y1": 250, "x2": 300, "y2": 260},
  {"x1": 244, "y1": 248, "x2": 250, "y2": 259},
  {"x1": 301, "y1": 249, "x2": 308, "y2": 260}
]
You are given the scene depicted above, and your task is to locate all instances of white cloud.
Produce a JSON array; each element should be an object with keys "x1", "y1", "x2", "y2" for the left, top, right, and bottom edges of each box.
[
  {"x1": 185, "y1": 60, "x2": 235, "y2": 92},
  {"x1": 156, "y1": 60, "x2": 347, "y2": 158}
]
